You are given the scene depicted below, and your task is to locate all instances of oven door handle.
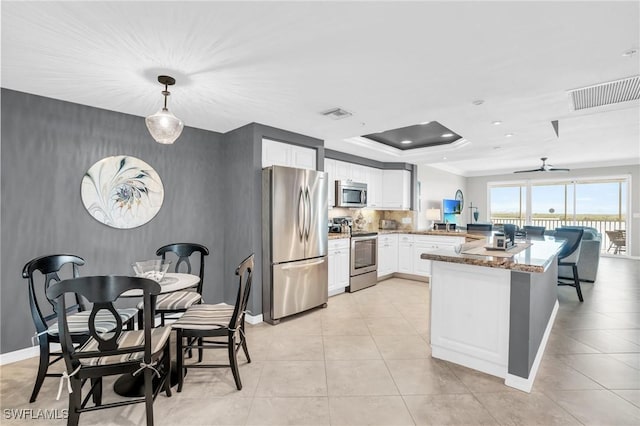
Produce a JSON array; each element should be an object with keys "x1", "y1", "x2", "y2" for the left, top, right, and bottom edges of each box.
[{"x1": 351, "y1": 235, "x2": 378, "y2": 242}]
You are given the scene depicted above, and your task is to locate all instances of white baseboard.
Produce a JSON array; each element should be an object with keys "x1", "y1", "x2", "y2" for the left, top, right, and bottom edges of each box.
[
  {"x1": 505, "y1": 300, "x2": 559, "y2": 393},
  {"x1": 0, "y1": 343, "x2": 61, "y2": 366},
  {"x1": 245, "y1": 313, "x2": 263, "y2": 325}
]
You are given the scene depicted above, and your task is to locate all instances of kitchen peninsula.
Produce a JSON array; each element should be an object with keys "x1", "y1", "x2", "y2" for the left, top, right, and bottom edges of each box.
[{"x1": 421, "y1": 236, "x2": 565, "y2": 393}]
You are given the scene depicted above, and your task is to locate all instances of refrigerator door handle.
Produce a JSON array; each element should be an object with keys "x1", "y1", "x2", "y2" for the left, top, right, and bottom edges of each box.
[
  {"x1": 297, "y1": 187, "x2": 305, "y2": 241},
  {"x1": 280, "y1": 258, "x2": 326, "y2": 270},
  {"x1": 304, "y1": 186, "x2": 311, "y2": 241}
]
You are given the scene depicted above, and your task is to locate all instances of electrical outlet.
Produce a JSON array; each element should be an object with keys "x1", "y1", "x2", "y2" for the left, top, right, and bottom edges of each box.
[{"x1": 401, "y1": 217, "x2": 412, "y2": 224}]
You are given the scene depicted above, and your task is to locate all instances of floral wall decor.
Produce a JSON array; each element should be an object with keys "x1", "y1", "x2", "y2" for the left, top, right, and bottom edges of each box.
[{"x1": 81, "y1": 155, "x2": 164, "y2": 229}]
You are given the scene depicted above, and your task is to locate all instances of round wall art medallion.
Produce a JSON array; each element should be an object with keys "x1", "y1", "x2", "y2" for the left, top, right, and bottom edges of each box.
[{"x1": 81, "y1": 155, "x2": 164, "y2": 229}]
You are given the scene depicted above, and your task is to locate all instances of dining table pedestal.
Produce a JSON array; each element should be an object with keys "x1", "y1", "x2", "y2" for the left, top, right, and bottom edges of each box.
[{"x1": 114, "y1": 272, "x2": 199, "y2": 398}]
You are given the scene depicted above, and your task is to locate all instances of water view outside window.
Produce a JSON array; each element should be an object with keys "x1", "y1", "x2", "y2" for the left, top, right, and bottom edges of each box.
[{"x1": 489, "y1": 178, "x2": 628, "y2": 255}]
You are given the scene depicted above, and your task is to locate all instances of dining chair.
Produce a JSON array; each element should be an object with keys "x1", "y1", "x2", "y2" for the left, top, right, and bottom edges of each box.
[
  {"x1": 22, "y1": 254, "x2": 137, "y2": 403},
  {"x1": 137, "y1": 243, "x2": 209, "y2": 327},
  {"x1": 172, "y1": 253, "x2": 254, "y2": 392},
  {"x1": 522, "y1": 225, "x2": 546, "y2": 236},
  {"x1": 554, "y1": 228, "x2": 585, "y2": 302},
  {"x1": 503, "y1": 224, "x2": 517, "y2": 243},
  {"x1": 47, "y1": 275, "x2": 172, "y2": 426},
  {"x1": 466, "y1": 223, "x2": 493, "y2": 232}
]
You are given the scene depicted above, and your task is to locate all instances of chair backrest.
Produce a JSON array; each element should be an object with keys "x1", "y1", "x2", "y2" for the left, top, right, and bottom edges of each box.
[
  {"x1": 522, "y1": 225, "x2": 546, "y2": 236},
  {"x1": 466, "y1": 223, "x2": 493, "y2": 232},
  {"x1": 22, "y1": 254, "x2": 85, "y2": 336},
  {"x1": 46, "y1": 276, "x2": 161, "y2": 369},
  {"x1": 229, "y1": 254, "x2": 254, "y2": 332},
  {"x1": 554, "y1": 228, "x2": 584, "y2": 262},
  {"x1": 503, "y1": 224, "x2": 517, "y2": 242},
  {"x1": 156, "y1": 243, "x2": 209, "y2": 294}
]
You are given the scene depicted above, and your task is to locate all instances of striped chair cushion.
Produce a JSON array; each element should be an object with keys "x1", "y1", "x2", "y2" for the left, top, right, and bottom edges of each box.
[
  {"x1": 47, "y1": 308, "x2": 139, "y2": 336},
  {"x1": 171, "y1": 303, "x2": 235, "y2": 330},
  {"x1": 77, "y1": 326, "x2": 172, "y2": 366},
  {"x1": 136, "y1": 291, "x2": 202, "y2": 311}
]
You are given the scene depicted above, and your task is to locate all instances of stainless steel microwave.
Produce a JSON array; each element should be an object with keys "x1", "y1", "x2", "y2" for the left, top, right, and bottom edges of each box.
[{"x1": 335, "y1": 180, "x2": 367, "y2": 208}]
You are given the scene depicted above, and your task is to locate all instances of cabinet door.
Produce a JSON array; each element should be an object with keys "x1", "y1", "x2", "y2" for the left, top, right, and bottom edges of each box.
[
  {"x1": 367, "y1": 168, "x2": 383, "y2": 208},
  {"x1": 262, "y1": 139, "x2": 316, "y2": 170},
  {"x1": 387, "y1": 235, "x2": 399, "y2": 273},
  {"x1": 413, "y1": 244, "x2": 433, "y2": 277},
  {"x1": 398, "y1": 243, "x2": 414, "y2": 274},
  {"x1": 351, "y1": 164, "x2": 367, "y2": 183},
  {"x1": 401, "y1": 170, "x2": 411, "y2": 210},
  {"x1": 292, "y1": 145, "x2": 317, "y2": 170},
  {"x1": 334, "y1": 160, "x2": 352, "y2": 182},
  {"x1": 328, "y1": 249, "x2": 337, "y2": 290},
  {"x1": 325, "y1": 159, "x2": 336, "y2": 207},
  {"x1": 382, "y1": 170, "x2": 404, "y2": 209},
  {"x1": 336, "y1": 250, "x2": 350, "y2": 288},
  {"x1": 262, "y1": 139, "x2": 290, "y2": 168}
]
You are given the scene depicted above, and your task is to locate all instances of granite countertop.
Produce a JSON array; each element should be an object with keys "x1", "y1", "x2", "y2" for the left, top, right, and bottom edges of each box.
[
  {"x1": 328, "y1": 233, "x2": 351, "y2": 240},
  {"x1": 420, "y1": 236, "x2": 565, "y2": 273},
  {"x1": 329, "y1": 229, "x2": 486, "y2": 240},
  {"x1": 378, "y1": 229, "x2": 485, "y2": 240}
]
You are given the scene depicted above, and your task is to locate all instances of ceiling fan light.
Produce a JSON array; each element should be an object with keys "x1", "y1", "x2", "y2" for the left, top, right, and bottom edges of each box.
[{"x1": 145, "y1": 108, "x2": 184, "y2": 144}]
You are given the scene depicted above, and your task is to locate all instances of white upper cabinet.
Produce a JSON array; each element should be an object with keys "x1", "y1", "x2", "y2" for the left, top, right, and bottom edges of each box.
[
  {"x1": 367, "y1": 168, "x2": 383, "y2": 208},
  {"x1": 382, "y1": 170, "x2": 411, "y2": 210},
  {"x1": 262, "y1": 139, "x2": 317, "y2": 170},
  {"x1": 325, "y1": 158, "x2": 337, "y2": 207},
  {"x1": 323, "y1": 158, "x2": 412, "y2": 210}
]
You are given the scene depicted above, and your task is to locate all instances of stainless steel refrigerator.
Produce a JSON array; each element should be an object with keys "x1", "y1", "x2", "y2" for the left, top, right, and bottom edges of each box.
[{"x1": 262, "y1": 165, "x2": 328, "y2": 324}]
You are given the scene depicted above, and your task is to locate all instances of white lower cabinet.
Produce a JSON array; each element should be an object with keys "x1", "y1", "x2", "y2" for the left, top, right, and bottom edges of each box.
[
  {"x1": 328, "y1": 238, "x2": 350, "y2": 296},
  {"x1": 382, "y1": 234, "x2": 465, "y2": 278},
  {"x1": 413, "y1": 235, "x2": 465, "y2": 277},
  {"x1": 397, "y1": 234, "x2": 414, "y2": 274},
  {"x1": 377, "y1": 234, "x2": 398, "y2": 277}
]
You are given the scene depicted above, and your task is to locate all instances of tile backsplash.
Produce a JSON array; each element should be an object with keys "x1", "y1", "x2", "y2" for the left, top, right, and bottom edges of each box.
[{"x1": 329, "y1": 208, "x2": 417, "y2": 231}]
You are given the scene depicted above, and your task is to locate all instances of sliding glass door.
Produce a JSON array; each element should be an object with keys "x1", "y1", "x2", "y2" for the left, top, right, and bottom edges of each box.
[{"x1": 489, "y1": 176, "x2": 629, "y2": 256}]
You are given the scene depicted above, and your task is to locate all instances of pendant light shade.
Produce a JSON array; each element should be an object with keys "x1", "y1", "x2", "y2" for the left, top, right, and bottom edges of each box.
[{"x1": 146, "y1": 75, "x2": 184, "y2": 144}]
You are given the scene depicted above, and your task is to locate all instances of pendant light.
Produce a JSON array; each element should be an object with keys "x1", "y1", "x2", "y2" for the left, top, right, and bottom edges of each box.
[{"x1": 145, "y1": 75, "x2": 184, "y2": 144}]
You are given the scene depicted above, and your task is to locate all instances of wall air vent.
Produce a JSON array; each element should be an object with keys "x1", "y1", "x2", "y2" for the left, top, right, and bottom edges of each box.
[
  {"x1": 569, "y1": 75, "x2": 640, "y2": 111},
  {"x1": 321, "y1": 107, "x2": 353, "y2": 120}
]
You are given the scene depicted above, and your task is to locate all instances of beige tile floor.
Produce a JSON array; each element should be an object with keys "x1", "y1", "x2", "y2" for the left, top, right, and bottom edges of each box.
[{"x1": 1, "y1": 256, "x2": 639, "y2": 425}]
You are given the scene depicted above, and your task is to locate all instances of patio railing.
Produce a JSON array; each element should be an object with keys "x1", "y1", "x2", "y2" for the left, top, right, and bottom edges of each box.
[{"x1": 490, "y1": 217, "x2": 627, "y2": 255}]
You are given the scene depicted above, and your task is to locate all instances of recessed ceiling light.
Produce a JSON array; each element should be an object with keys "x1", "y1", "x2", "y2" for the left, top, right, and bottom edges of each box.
[
  {"x1": 492, "y1": 121, "x2": 502, "y2": 125},
  {"x1": 442, "y1": 156, "x2": 447, "y2": 160},
  {"x1": 401, "y1": 140, "x2": 412, "y2": 144},
  {"x1": 622, "y1": 48, "x2": 638, "y2": 57},
  {"x1": 472, "y1": 99, "x2": 484, "y2": 106},
  {"x1": 441, "y1": 133, "x2": 454, "y2": 138},
  {"x1": 505, "y1": 133, "x2": 514, "y2": 138}
]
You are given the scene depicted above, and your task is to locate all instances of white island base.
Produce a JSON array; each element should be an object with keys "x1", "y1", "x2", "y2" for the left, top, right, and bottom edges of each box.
[{"x1": 430, "y1": 259, "x2": 559, "y2": 393}]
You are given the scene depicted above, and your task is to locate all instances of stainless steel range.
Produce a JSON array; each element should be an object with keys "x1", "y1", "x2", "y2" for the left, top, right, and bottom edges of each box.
[{"x1": 349, "y1": 231, "x2": 378, "y2": 292}]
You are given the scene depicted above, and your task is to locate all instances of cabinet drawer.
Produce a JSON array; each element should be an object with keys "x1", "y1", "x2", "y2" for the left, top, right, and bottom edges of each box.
[
  {"x1": 328, "y1": 238, "x2": 350, "y2": 250},
  {"x1": 398, "y1": 234, "x2": 414, "y2": 243}
]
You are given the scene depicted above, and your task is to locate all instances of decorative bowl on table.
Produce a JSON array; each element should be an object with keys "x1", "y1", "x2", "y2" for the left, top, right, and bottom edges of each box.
[{"x1": 132, "y1": 260, "x2": 171, "y2": 283}]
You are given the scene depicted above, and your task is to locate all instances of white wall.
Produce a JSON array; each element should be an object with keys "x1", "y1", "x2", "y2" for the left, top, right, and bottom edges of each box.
[
  {"x1": 466, "y1": 164, "x2": 640, "y2": 257},
  {"x1": 417, "y1": 165, "x2": 467, "y2": 230}
]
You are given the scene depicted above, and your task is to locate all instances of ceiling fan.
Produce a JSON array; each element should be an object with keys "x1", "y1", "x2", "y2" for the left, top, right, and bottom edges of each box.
[{"x1": 513, "y1": 157, "x2": 570, "y2": 173}]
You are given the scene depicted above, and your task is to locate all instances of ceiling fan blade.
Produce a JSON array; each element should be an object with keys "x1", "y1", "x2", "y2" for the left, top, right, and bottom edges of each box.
[
  {"x1": 513, "y1": 168, "x2": 543, "y2": 173},
  {"x1": 548, "y1": 167, "x2": 570, "y2": 172}
]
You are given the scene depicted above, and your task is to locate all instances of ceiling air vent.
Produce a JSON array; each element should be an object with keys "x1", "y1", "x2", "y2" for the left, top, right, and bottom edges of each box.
[
  {"x1": 569, "y1": 75, "x2": 640, "y2": 111},
  {"x1": 321, "y1": 107, "x2": 353, "y2": 120}
]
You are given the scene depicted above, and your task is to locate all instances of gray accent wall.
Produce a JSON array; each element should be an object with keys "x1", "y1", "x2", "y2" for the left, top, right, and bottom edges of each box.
[{"x1": 1, "y1": 89, "x2": 226, "y2": 353}]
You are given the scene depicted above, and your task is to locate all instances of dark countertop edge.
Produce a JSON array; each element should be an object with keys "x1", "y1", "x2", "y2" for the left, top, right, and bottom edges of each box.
[{"x1": 422, "y1": 253, "x2": 547, "y2": 273}]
